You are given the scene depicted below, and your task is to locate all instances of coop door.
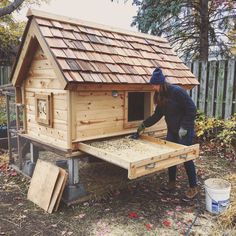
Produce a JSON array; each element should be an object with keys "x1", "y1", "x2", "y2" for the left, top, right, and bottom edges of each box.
[
  {"x1": 124, "y1": 92, "x2": 153, "y2": 129},
  {"x1": 77, "y1": 135, "x2": 199, "y2": 179}
]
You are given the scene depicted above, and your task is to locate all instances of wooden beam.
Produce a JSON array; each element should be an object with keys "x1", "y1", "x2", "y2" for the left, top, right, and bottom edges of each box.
[
  {"x1": 129, "y1": 145, "x2": 199, "y2": 179},
  {"x1": 66, "y1": 90, "x2": 72, "y2": 148},
  {"x1": 11, "y1": 29, "x2": 39, "y2": 86},
  {"x1": 66, "y1": 83, "x2": 155, "y2": 91},
  {"x1": 18, "y1": 133, "x2": 84, "y2": 157},
  {"x1": 140, "y1": 135, "x2": 185, "y2": 149},
  {"x1": 66, "y1": 82, "x2": 197, "y2": 92}
]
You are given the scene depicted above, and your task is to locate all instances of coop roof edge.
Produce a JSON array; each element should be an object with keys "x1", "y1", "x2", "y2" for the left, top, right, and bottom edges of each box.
[
  {"x1": 26, "y1": 8, "x2": 168, "y2": 44},
  {"x1": 10, "y1": 18, "x2": 67, "y2": 88},
  {"x1": 10, "y1": 9, "x2": 199, "y2": 89}
]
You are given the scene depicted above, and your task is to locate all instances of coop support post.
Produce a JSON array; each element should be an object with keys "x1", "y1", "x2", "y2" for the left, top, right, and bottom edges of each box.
[
  {"x1": 68, "y1": 158, "x2": 79, "y2": 185},
  {"x1": 62, "y1": 157, "x2": 87, "y2": 205},
  {"x1": 16, "y1": 105, "x2": 22, "y2": 169},
  {"x1": 6, "y1": 93, "x2": 13, "y2": 164},
  {"x1": 30, "y1": 143, "x2": 39, "y2": 163}
]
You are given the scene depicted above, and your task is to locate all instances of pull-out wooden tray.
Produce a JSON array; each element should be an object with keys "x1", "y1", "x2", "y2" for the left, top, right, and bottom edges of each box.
[{"x1": 78, "y1": 135, "x2": 199, "y2": 179}]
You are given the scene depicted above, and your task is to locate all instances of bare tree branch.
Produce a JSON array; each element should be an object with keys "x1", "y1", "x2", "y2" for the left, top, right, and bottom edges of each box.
[{"x1": 0, "y1": 0, "x2": 25, "y2": 17}]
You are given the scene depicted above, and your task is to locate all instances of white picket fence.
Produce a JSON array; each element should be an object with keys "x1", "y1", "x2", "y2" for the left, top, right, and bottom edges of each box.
[{"x1": 188, "y1": 59, "x2": 236, "y2": 119}]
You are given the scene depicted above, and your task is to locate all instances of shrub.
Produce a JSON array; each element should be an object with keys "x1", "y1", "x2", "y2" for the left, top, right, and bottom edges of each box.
[{"x1": 195, "y1": 111, "x2": 236, "y2": 156}]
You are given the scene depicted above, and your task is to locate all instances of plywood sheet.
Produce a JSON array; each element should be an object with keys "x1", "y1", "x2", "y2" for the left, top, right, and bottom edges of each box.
[
  {"x1": 27, "y1": 159, "x2": 60, "y2": 211},
  {"x1": 47, "y1": 168, "x2": 67, "y2": 213},
  {"x1": 55, "y1": 171, "x2": 68, "y2": 211}
]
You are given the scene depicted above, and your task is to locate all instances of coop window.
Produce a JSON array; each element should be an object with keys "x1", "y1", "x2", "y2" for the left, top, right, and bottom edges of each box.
[
  {"x1": 124, "y1": 92, "x2": 152, "y2": 128},
  {"x1": 35, "y1": 93, "x2": 53, "y2": 127}
]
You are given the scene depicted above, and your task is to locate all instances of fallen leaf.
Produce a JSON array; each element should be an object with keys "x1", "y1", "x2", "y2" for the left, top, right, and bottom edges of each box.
[
  {"x1": 10, "y1": 171, "x2": 17, "y2": 177},
  {"x1": 145, "y1": 223, "x2": 153, "y2": 230},
  {"x1": 78, "y1": 214, "x2": 86, "y2": 219},
  {"x1": 166, "y1": 210, "x2": 174, "y2": 216},
  {"x1": 176, "y1": 206, "x2": 182, "y2": 211},
  {"x1": 129, "y1": 211, "x2": 138, "y2": 219},
  {"x1": 163, "y1": 220, "x2": 171, "y2": 227}
]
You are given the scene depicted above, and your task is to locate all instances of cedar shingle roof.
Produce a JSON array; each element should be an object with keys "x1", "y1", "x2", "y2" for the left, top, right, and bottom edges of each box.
[{"x1": 19, "y1": 10, "x2": 199, "y2": 86}]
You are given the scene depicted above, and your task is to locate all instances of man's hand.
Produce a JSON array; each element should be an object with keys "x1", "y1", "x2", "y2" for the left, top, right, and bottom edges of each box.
[
  {"x1": 137, "y1": 123, "x2": 145, "y2": 134},
  {"x1": 130, "y1": 123, "x2": 145, "y2": 139},
  {"x1": 130, "y1": 132, "x2": 139, "y2": 139},
  {"x1": 178, "y1": 127, "x2": 187, "y2": 139}
]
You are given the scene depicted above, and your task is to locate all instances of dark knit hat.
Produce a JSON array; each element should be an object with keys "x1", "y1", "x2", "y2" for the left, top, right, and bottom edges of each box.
[{"x1": 150, "y1": 67, "x2": 166, "y2": 85}]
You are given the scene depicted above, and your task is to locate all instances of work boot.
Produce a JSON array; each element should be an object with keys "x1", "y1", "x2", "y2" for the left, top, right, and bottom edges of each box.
[
  {"x1": 160, "y1": 181, "x2": 176, "y2": 193},
  {"x1": 184, "y1": 186, "x2": 199, "y2": 199}
]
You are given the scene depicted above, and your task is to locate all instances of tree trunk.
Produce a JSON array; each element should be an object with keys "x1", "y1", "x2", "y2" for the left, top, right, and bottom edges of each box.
[
  {"x1": 0, "y1": 0, "x2": 25, "y2": 17},
  {"x1": 199, "y1": 0, "x2": 209, "y2": 61}
]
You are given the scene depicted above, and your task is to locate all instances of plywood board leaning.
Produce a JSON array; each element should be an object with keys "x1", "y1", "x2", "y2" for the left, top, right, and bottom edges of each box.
[
  {"x1": 27, "y1": 159, "x2": 60, "y2": 211},
  {"x1": 47, "y1": 168, "x2": 67, "y2": 213},
  {"x1": 55, "y1": 171, "x2": 68, "y2": 211}
]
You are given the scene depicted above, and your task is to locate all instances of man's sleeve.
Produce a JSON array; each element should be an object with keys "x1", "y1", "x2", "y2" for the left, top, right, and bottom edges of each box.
[
  {"x1": 143, "y1": 105, "x2": 163, "y2": 128},
  {"x1": 175, "y1": 88, "x2": 197, "y2": 129}
]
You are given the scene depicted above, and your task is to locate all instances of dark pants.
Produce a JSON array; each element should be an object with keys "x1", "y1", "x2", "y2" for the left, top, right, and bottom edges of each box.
[{"x1": 166, "y1": 129, "x2": 197, "y2": 188}]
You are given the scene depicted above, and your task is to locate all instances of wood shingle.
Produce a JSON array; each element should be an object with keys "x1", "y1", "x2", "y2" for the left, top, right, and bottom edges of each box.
[{"x1": 13, "y1": 9, "x2": 199, "y2": 88}]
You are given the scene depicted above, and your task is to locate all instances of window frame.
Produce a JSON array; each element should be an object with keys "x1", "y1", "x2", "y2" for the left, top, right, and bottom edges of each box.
[
  {"x1": 124, "y1": 91, "x2": 154, "y2": 129},
  {"x1": 35, "y1": 93, "x2": 53, "y2": 127}
]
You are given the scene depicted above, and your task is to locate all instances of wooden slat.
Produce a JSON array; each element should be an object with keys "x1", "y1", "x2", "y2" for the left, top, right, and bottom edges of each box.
[
  {"x1": 129, "y1": 144, "x2": 199, "y2": 179},
  {"x1": 191, "y1": 61, "x2": 199, "y2": 104},
  {"x1": 47, "y1": 168, "x2": 67, "y2": 213},
  {"x1": 199, "y1": 61, "x2": 207, "y2": 112},
  {"x1": 225, "y1": 59, "x2": 235, "y2": 118},
  {"x1": 215, "y1": 61, "x2": 225, "y2": 118},
  {"x1": 54, "y1": 171, "x2": 68, "y2": 211},
  {"x1": 206, "y1": 61, "x2": 216, "y2": 117}
]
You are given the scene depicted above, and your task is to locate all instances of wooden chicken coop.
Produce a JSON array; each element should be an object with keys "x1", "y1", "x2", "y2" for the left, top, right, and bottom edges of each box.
[{"x1": 10, "y1": 9, "x2": 199, "y2": 202}]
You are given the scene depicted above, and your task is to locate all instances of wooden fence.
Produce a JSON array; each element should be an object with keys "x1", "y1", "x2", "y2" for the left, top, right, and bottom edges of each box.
[
  {"x1": 188, "y1": 59, "x2": 236, "y2": 119},
  {"x1": 0, "y1": 66, "x2": 11, "y2": 86}
]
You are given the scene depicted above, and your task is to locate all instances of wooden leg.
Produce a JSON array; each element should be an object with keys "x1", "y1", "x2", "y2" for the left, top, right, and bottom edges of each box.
[
  {"x1": 18, "y1": 135, "x2": 23, "y2": 169},
  {"x1": 6, "y1": 94, "x2": 13, "y2": 164},
  {"x1": 30, "y1": 143, "x2": 39, "y2": 163},
  {"x1": 68, "y1": 158, "x2": 79, "y2": 185}
]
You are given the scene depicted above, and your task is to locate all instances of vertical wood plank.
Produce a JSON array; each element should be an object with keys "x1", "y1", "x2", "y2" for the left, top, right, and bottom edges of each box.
[
  {"x1": 186, "y1": 62, "x2": 192, "y2": 95},
  {"x1": 225, "y1": 59, "x2": 235, "y2": 118},
  {"x1": 215, "y1": 61, "x2": 225, "y2": 118},
  {"x1": 192, "y1": 61, "x2": 199, "y2": 105},
  {"x1": 67, "y1": 90, "x2": 72, "y2": 149},
  {"x1": 0, "y1": 66, "x2": 2, "y2": 85},
  {"x1": 207, "y1": 61, "x2": 216, "y2": 117},
  {"x1": 199, "y1": 61, "x2": 208, "y2": 113}
]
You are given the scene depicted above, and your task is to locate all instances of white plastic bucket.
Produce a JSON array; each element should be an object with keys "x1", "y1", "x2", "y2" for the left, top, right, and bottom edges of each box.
[{"x1": 204, "y1": 178, "x2": 231, "y2": 214}]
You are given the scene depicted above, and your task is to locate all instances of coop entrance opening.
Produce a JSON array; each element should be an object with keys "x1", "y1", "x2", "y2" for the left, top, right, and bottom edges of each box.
[{"x1": 125, "y1": 92, "x2": 152, "y2": 128}]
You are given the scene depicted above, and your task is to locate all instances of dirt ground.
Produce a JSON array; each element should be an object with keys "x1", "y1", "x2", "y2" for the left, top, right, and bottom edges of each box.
[{"x1": 0, "y1": 143, "x2": 236, "y2": 236}]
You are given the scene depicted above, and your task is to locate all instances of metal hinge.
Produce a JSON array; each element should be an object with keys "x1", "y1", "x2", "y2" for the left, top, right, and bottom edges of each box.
[
  {"x1": 179, "y1": 154, "x2": 188, "y2": 160},
  {"x1": 145, "y1": 163, "x2": 156, "y2": 170}
]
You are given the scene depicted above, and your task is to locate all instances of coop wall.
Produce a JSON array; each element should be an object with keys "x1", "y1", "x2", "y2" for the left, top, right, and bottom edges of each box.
[
  {"x1": 24, "y1": 46, "x2": 70, "y2": 148},
  {"x1": 72, "y1": 91, "x2": 167, "y2": 142}
]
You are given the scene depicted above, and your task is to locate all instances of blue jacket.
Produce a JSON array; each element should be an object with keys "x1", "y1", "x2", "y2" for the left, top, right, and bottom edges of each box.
[{"x1": 143, "y1": 84, "x2": 196, "y2": 133}]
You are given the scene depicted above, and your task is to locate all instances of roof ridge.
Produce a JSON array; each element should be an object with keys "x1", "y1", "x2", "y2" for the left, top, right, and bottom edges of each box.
[{"x1": 27, "y1": 8, "x2": 168, "y2": 43}]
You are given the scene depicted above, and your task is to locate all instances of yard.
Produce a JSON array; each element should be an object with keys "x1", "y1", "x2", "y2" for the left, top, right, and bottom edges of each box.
[{"x1": 0, "y1": 140, "x2": 235, "y2": 236}]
